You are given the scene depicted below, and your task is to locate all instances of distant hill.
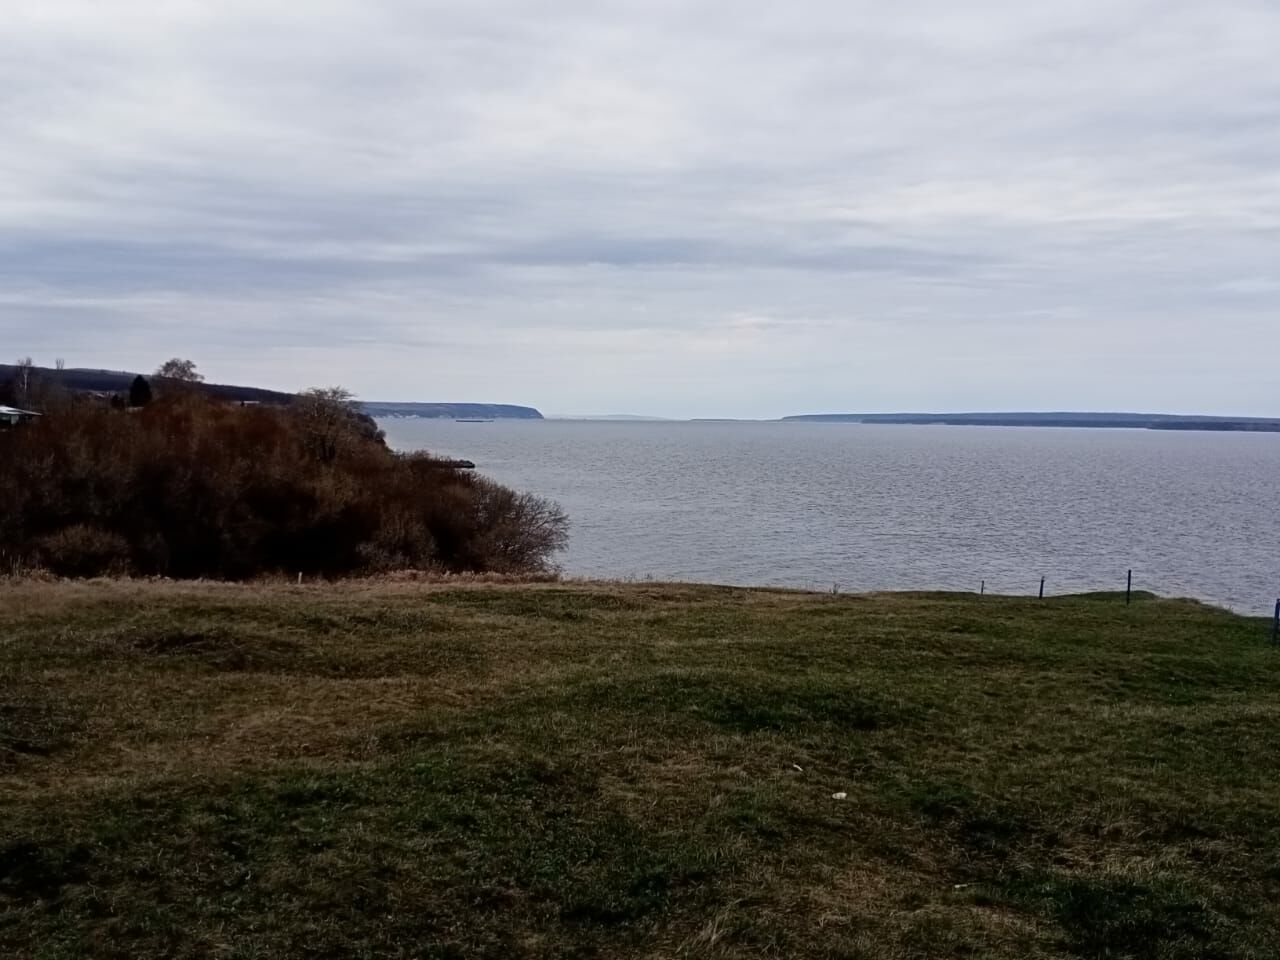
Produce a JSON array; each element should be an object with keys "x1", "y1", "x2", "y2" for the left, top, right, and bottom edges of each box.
[
  {"x1": 782, "y1": 411, "x2": 1280, "y2": 432},
  {"x1": 0, "y1": 364, "x2": 295, "y2": 404},
  {"x1": 0, "y1": 366, "x2": 545, "y2": 423},
  {"x1": 362, "y1": 402, "x2": 544, "y2": 420}
]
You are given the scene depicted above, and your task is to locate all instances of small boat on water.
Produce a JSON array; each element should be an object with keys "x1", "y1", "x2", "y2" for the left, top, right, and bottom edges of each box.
[{"x1": 456, "y1": 418, "x2": 494, "y2": 423}]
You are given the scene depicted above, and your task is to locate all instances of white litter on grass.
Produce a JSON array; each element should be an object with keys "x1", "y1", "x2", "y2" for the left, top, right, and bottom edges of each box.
[
  {"x1": 792, "y1": 764, "x2": 804, "y2": 772},
  {"x1": 831, "y1": 792, "x2": 847, "y2": 800}
]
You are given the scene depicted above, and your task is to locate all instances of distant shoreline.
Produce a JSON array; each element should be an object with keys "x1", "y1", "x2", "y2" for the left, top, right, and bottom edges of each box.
[
  {"x1": 781, "y1": 412, "x2": 1280, "y2": 432},
  {"x1": 362, "y1": 402, "x2": 543, "y2": 420},
  {"x1": 377, "y1": 412, "x2": 1280, "y2": 432}
]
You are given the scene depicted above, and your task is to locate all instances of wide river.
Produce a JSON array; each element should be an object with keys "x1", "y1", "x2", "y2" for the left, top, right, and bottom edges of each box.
[{"x1": 379, "y1": 419, "x2": 1280, "y2": 614}]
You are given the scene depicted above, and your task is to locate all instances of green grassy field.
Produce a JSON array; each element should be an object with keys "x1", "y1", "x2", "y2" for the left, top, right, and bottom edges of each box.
[{"x1": 2, "y1": 579, "x2": 1279, "y2": 958}]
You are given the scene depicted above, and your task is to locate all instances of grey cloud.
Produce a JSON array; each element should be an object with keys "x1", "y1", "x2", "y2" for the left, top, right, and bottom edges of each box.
[{"x1": 1, "y1": 0, "x2": 1279, "y2": 417}]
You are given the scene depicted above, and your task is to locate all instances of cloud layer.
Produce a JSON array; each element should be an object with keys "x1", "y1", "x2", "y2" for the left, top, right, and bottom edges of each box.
[{"x1": 3, "y1": 0, "x2": 1278, "y2": 416}]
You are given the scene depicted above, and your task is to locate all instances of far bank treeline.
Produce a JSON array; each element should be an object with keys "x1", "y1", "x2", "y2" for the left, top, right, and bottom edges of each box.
[{"x1": 0, "y1": 372, "x2": 568, "y2": 579}]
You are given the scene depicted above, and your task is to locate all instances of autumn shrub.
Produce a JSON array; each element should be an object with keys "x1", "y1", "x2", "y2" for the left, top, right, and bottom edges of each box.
[
  {"x1": 32, "y1": 525, "x2": 131, "y2": 577},
  {"x1": 0, "y1": 393, "x2": 567, "y2": 579}
]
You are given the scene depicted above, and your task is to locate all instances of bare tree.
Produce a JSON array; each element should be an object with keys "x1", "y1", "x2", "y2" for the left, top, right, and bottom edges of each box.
[
  {"x1": 55, "y1": 358, "x2": 66, "y2": 371},
  {"x1": 295, "y1": 387, "x2": 360, "y2": 462},
  {"x1": 302, "y1": 386, "x2": 355, "y2": 406},
  {"x1": 154, "y1": 358, "x2": 204, "y2": 382},
  {"x1": 14, "y1": 357, "x2": 33, "y2": 407}
]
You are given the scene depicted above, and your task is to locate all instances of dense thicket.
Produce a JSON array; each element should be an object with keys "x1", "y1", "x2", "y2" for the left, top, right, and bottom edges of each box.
[{"x1": 0, "y1": 393, "x2": 567, "y2": 578}]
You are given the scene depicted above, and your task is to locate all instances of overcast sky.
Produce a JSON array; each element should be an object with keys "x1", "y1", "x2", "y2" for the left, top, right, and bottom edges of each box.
[{"x1": 3, "y1": 1, "x2": 1278, "y2": 417}]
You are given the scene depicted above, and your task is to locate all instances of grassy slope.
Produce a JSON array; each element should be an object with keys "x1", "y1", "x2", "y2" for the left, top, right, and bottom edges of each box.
[{"x1": 2, "y1": 580, "x2": 1279, "y2": 959}]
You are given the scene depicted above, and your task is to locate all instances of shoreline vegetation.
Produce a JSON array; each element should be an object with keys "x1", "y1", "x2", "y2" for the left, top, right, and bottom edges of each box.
[
  {"x1": 0, "y1": 373, "x2": 567, "y2": 579},
  {"x1": 3, "y1": 579, "x2": 1278, "y2": 958}
]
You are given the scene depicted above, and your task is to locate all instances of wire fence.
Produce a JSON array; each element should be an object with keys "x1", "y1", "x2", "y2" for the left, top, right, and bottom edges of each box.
[
  {"x1": 792, "y1": 569, "x2": 1280, "y2": 646},
  {"x1": 797, "y1": 569, "x2": 1139, "y2": 602}
]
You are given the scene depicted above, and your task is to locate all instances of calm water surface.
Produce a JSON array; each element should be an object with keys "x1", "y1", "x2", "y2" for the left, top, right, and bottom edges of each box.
[{"x1": 379, "y1": 419, "x2": 1280, "y2": 613}]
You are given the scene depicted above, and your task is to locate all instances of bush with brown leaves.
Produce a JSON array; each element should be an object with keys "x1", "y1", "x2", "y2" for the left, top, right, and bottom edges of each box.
[{"x1": 0, "y1": 394, "x2": 567, "y2": 579}]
